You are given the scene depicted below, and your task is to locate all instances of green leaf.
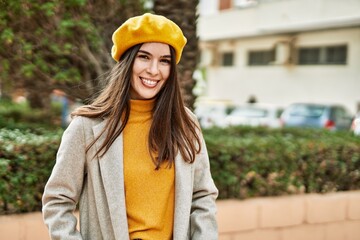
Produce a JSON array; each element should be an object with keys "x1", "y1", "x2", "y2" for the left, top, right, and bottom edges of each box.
[
  {"x1": 0, "y1": 28, "x2": 14, "y2": 44},
  {"x1": 20, "y1": 64, "x2": 36, "y2": 78},
  {"x1": 39, "y1": 2, "x2": 57, "y2": 17}
]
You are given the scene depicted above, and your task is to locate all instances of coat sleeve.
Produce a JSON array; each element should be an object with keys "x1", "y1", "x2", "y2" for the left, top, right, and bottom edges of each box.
[
  {"x1": 42, "y1": 117, "x2": 87, "y2": 240},
  {"x1": 190, "y1": 123, "x2": 219, "y2": 239}
]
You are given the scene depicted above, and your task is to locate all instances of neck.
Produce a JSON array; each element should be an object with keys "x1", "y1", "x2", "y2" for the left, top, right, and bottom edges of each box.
[{"x1": 129, "y1": 98, "x2": 155, "y2": 113}]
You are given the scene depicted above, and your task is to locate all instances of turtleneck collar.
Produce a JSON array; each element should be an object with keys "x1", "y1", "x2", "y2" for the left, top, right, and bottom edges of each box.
[{"x1": 129, "y1": 99, "x2": 155, "y2": 113}]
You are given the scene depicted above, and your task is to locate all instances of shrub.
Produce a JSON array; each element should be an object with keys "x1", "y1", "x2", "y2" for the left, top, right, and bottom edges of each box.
[
  {"x1": 1, "y1": 125, "x2": 360, "y2": 214},
  {"x1": 204, "y1": 126, "x2": 360, "y2": 199},
  {"x1": 0, "y1": 128, "x2": 62, "y2": 214}
]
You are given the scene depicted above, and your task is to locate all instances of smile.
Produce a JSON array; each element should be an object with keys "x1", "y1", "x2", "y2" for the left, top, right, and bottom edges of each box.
[{"x1": 140, "y1": 77, "x2": 158, "y2": 87}]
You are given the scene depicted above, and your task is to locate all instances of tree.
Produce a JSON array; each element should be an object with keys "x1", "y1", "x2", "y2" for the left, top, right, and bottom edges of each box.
[
  {"x1": 153, "y1": 0, "x2": 199, "y2": 109},
  {"x1": 0, "y1": 0, "x2": 145, "y2": 109}
]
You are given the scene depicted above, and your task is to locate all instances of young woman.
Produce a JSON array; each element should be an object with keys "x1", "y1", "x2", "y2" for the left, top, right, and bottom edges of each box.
[{"x1": 42, "y1": 13, "x2": 218, "y2": 240}]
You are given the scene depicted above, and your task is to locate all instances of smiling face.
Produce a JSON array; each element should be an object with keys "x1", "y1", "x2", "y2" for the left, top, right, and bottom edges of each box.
[{"x1": 130, "y1": 42, "x2": 172, "y2": 100}]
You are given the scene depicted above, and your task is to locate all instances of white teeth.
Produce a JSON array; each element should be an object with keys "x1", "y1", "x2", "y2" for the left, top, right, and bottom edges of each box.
[{"x1": 142, "y1": 78, "x2": 157, "y2": 87}]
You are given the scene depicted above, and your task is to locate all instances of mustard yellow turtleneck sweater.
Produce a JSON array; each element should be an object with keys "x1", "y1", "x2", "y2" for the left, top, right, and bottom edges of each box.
[{"x1": 123, "y1": 99, "x2": 175, "y2": 240}]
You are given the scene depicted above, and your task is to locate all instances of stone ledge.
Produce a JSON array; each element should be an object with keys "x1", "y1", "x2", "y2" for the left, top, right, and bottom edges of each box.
[
  {"x1": 305, "y1": 192, "x2": 347, "y2": 224},
  {"x1": 218, "y1": 190, "x2": 360, "y2": 235},
  {"x1": 347, "y1": 191, "x2": 360, "y2": 220},
  {"x1": 0, "y1": 191, "x2": 359, "y2": 240}
]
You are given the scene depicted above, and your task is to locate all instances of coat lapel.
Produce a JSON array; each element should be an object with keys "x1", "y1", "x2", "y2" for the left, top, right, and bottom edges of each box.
[
  {"x1": 92, "y1": 121, "x2": 129, "y2": 240},
  {"x1": 174, "y1": 154, "x2": 193, "y2": 239}
]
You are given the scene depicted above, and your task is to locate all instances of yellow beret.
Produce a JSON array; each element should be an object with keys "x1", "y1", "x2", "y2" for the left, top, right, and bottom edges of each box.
[{"x1": 111, "y1": 13, "x2": 187, "y2": 64}]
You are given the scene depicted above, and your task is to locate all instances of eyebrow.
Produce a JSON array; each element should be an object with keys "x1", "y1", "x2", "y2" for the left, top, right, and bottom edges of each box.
[{"x1": 138, "y1": 50, "x2": 171, "y2": 59}]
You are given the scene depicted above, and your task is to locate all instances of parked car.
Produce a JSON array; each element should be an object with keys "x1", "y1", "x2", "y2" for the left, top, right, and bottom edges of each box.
[
  {"x1": 194, "y1": 100, "x2": 235, "y2": 128},
  {"x1": 351, "y1": 112, "x2": 360, "y2": 136},
  {"x1": 224, "y1": 103, "x2": 284, "y2": 128},
  {"x1": 280, "y1": 103, "x2": 353, "y2": 131}
]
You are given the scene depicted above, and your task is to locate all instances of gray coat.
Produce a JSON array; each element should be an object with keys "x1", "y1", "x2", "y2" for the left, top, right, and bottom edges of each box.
[{"x1": 42, "y1": 116, "x2": 218, "y2": 240}]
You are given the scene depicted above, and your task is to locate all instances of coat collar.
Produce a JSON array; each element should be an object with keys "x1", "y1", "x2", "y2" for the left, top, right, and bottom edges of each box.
[{"x1": 92, "y1": 119, "x2": 193, "y2": 239}]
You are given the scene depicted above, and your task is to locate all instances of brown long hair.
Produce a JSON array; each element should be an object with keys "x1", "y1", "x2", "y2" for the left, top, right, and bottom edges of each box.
[{"x1": 72, "y1": 44, "x2": 201, "y2": 169}]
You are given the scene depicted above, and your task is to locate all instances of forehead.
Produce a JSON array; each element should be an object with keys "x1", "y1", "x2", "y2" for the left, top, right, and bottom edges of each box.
[{"x1": 139, "y1": 42, "x2": 171, "y2": 56}]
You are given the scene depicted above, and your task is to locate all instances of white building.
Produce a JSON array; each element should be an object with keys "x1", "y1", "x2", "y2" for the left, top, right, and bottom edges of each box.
[{"x1": 197, "y1": 0, "x2": 360, "y2": 114}]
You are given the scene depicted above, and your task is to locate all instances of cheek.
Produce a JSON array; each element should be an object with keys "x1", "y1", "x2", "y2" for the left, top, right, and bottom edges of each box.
[
  {"x1": 132, "y1": 60, "x2": 143, "y2": 75},
  {"x1": 131, "y1": 61, "x2": 142, "y2": 82}
]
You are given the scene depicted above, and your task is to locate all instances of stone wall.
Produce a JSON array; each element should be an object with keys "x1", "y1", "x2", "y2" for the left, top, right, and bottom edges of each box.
[
  {"x1": 1, "y1": 191, "x2": 359, "y2": 240},
  {"x1": 218, "y1": 191, "x2": 360, "y2": 240}
]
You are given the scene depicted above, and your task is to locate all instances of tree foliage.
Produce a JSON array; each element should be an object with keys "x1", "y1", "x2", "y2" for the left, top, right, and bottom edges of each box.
[
  {"x1": 0, "y1": 0, "x2": 145, "y2": 108},
  {"x1": 0, "y1": 0, "x2": 200, "y2": 110}
]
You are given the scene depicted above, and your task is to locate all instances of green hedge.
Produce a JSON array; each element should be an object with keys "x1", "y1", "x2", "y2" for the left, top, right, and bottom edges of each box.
[
  {"x1": 0, "y1": 125, "x2": 360, "y2": 214},
  {"x1": 204, "y1": 126, "x2": 360, "y2": 199},
  {"x1": 0, "y1": 128, "x2": 62, "y2": 214}
]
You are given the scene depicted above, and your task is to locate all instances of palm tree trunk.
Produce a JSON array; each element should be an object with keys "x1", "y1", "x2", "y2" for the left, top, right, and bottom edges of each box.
[{"x1": 153, "y1": 0, "x2": 199, "y2": 110}]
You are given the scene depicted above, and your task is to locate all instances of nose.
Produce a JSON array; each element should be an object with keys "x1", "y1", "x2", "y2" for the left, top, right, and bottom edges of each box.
[{"x1": 146, "y1": 60, "x2": 160, "y2": 75}]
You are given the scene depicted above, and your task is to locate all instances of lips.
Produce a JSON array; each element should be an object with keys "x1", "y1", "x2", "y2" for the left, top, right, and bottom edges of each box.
[{"x1": 140, "y1": 77, "x2": 158, "y2": 88}]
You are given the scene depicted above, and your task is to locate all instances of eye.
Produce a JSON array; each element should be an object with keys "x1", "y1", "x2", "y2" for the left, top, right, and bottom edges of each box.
[
  {"x1": 160, "y1": 58, "x2": 171, "y2": 65},
  {"x1": 137, "y1": 54, "x2": 150, "y2": 60}
]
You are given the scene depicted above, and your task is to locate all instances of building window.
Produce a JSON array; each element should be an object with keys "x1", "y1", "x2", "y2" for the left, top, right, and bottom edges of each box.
[
  {"x1": 248, "y1": 49, "x2": 275, "y2": 66},
  {"x1": 326, "y1": 46, "x2": 347, "y2": 64},
  {"x1": 222, "y1": 52, "x2": 234, "y2": 66},
  {"x1": 298, "y1": 45, "x2": 347, "y2": 65},
  {"x1": 298, "y1": 48, "x2": 320, "y2": 65}
]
